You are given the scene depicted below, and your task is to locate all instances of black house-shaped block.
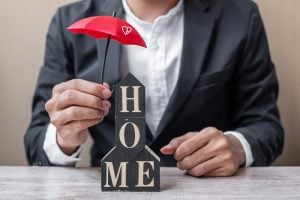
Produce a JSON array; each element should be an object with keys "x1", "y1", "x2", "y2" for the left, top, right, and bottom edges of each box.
[{"x1": 101, "y1": 73, "x2": 160, "y2": 192}]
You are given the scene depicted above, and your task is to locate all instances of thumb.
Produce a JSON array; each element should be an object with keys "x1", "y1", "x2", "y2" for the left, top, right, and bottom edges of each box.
[{"x1": 103, "y1": 82, "x2": 110, "y2": 90}]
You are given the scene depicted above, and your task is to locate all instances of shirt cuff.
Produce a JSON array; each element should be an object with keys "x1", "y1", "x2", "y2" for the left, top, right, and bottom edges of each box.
[
  {"x1": 224, "y1": 131, "x2": 254, "y2": 167},
  {"x1": 43, "y1": 123, "x2": 83, "y2": 166}
]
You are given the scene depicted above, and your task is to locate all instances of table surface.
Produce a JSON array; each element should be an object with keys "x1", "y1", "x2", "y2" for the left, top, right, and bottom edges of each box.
[{"x1": 0, "y1": 167, "x2": 299, "y2": 200}]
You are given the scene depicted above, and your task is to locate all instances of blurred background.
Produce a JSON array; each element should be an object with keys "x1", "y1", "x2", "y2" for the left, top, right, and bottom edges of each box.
[{"x1": 0, "y1": 0, "x2": 299, "y2": 166}]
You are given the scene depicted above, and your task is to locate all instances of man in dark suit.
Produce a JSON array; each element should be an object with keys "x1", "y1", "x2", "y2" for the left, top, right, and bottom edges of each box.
[{"x1": 25, "y1": 0, "x2": 284, "y2": 177}]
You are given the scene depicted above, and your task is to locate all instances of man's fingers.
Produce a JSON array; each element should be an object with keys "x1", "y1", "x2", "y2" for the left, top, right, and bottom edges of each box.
[
  {"x1": 186, "y1": 156, "x2": 221, "y2": 177},
  {"x1": 53, "y1": 79, "x2": 112, "y2": 99},
  {"x1": 203, "y1": 155, "x2": 239, "y2": 177},
  {"x1": 160, "y1": 144, "x2": 176, "y2": 155},
  {"x1": 177, "y1": 144, "x2": 215, "y2": 170},
  {"x1": 203, "y1": 167, "x2": 223, "y2": 176},
  {"x1": 51, "y1": 106, "x2": 104, "y2": 126},
  {"x1": 103, "y1": 82, "x2": 110, "y2": 90},
  {"x1": 59, "y1": 119, "x2": 101, "y2": 137},
  {"x1": 160, "y1": 132, "x2": 195, "y2": 155},
  {"x1": 202, "y1": 167, "x2": 236, "y2": 177},
  {"x1": 177, "y1": 133, "x2": 231, "y2": 170},
  {"x1": 174, "y1": 127, "x2": 222, "y2": 161},
  {"x1": 58, "y1": 119, "x2": 100, "y2": 146},
  {"x1": 56, "y1": 89, "x2": 111, "y2": 110}
]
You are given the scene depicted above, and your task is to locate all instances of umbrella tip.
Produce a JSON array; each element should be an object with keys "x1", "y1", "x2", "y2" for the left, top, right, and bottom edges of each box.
[{"x1": 112, "y1": 11, "x2": 117, "y2": 17}]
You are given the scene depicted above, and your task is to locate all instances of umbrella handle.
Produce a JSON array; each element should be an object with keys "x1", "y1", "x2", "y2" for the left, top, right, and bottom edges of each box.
[{"x1": 111, "y1": 84, "x2": 115, "y2": 94}]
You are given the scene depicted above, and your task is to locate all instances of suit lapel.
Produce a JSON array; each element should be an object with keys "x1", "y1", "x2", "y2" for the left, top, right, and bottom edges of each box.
[{"x1": 154, "y1": 0, "x2": 216, "y2": 138}]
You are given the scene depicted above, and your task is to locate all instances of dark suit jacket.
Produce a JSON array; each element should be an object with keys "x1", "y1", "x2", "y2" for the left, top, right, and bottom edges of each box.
[{"x1": 25, "y1": 0, "x2": 284, "y2": 167}]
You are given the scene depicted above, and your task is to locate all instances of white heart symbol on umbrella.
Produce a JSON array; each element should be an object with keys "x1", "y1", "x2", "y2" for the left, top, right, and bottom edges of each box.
[{"x1": 122, "y1": 26, "x2": 132, "y2": 35}]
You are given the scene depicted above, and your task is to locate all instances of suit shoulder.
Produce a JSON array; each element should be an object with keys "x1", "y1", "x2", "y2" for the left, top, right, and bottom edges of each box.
[
  {"x1": 48, "y1": 0, "x2": 107, "y2": 34},
  {"x1": 224, "y1": 0, "x2": 258, "y2": 8},
  {"x1": 215, "y1": 0, "x2": 259, "y2": 17},
  {"x1": 57, "y1": 0, "x2": 101, "y2": 20},
  {"x1": 210, "y1": 0, "x2": 261, "y2": 29},
  {"x1": 206, "y1": 0, "x2": 263, "y2": 47}
]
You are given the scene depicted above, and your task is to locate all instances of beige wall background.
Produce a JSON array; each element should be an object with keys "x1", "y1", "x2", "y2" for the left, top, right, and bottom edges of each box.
[{"x1": 0, "y1": 0, "x2": 299, "y2": 166}]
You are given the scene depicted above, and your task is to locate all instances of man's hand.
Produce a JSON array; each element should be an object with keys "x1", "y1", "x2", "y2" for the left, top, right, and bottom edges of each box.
[
  {"x1": 45, "y1": 79, "x2": 112, "y2": 155},
  {"x1": 160, "y1": 127, "x2": 246, "y2": 177}
]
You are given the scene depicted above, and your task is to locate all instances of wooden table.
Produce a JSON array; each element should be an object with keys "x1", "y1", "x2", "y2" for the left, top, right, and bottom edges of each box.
[{"x1": 0, "y1": 167, "x2": 299, "y2": 199}]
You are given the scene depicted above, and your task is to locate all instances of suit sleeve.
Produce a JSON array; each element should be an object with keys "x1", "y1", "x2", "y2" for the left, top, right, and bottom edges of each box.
[
  {"x1": 24, "y1": 9, "x2": 74, "y2": 166},
  {"x1": 230, "y1": 3, "x2": 284, "y2": 166}
]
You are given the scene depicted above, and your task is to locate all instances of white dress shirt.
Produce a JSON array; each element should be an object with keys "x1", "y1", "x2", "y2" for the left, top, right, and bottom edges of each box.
[
  {"x1": 43, "y1": 0, "x2": 254, "y2": 167},
  {"x1": 121, "y1": 0, "x2": 184, "y2": 134}
]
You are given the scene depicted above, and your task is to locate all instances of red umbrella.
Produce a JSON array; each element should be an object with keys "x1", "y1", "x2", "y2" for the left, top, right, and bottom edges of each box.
[{"x1": 67, "y1": 12, "x2": 147, "y2": 84}]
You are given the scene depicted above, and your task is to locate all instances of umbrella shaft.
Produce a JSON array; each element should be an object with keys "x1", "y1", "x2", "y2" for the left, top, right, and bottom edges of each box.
[
  {"x1": 101, "y1": 35, "x2": 111, "y2": 85},
  {"x1": 101, "y1": 11, "x2": 116, "y2": 85}
]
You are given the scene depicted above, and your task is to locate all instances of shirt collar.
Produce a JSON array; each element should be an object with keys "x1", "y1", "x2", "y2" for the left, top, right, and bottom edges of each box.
[{"x1": 122, "y1": 0, "x2": 184, "y2": 26}]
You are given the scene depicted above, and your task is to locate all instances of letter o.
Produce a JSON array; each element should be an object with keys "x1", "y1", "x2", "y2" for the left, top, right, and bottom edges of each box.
[{"x1": 119, "y1": 122, "x2": 141, "y2": 148}]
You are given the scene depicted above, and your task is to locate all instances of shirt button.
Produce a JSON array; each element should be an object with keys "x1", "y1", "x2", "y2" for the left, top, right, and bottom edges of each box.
[
  {"x1": 151, "y1": 43, "x2": 159, "y2": 51},
  {"x1": 155, "y1": 87, "x2": 161, "y2": 93}
]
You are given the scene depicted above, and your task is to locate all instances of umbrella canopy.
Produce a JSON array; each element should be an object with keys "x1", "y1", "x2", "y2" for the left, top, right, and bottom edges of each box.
[
  {"x1": 67, "y1": 16, "x2": 147, "y2": 48},
  {"x1": 67, "y1": 13, "x2": 147, "y2": 84}
]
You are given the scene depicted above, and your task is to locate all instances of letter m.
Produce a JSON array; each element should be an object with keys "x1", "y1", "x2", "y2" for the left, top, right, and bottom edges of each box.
[{"x1": 104, "y1": 162, "x2": 128, "y2": 188}]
